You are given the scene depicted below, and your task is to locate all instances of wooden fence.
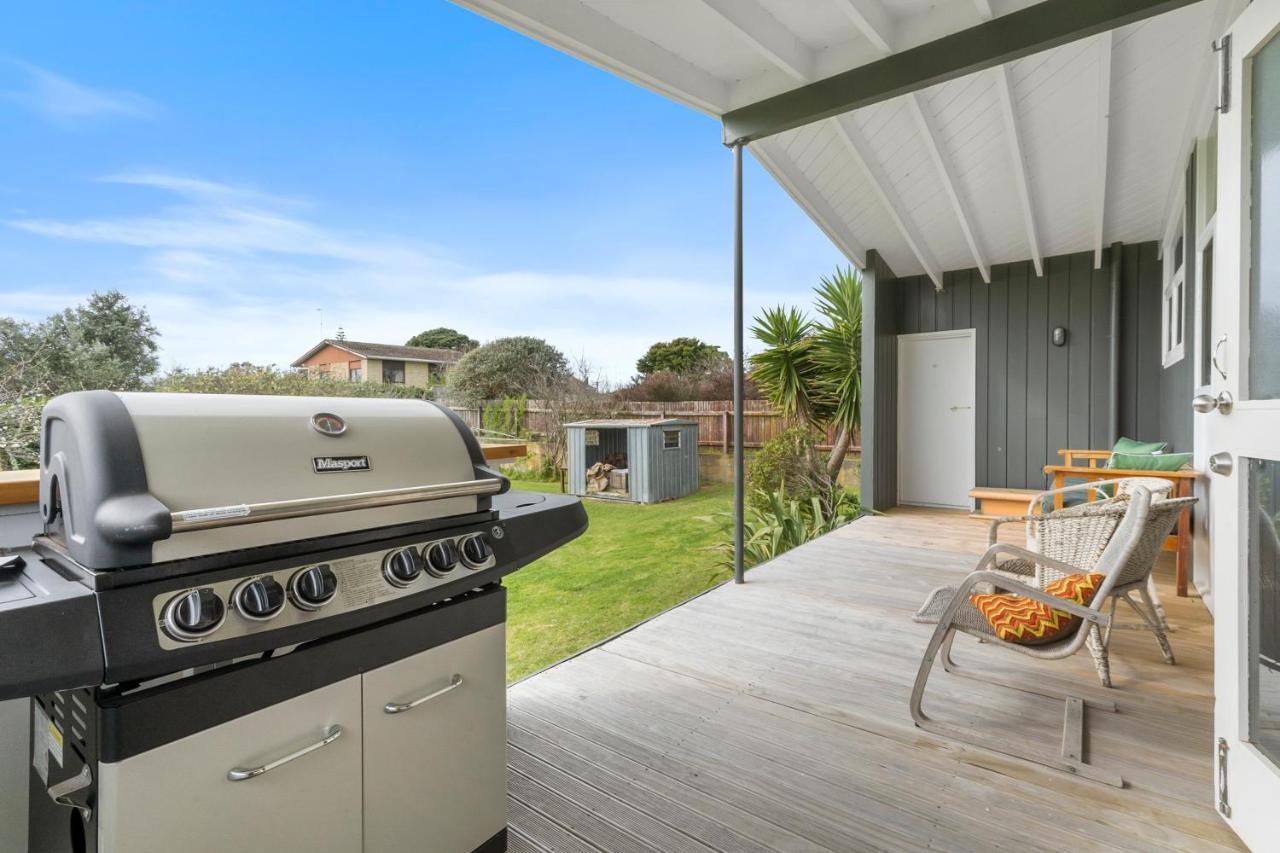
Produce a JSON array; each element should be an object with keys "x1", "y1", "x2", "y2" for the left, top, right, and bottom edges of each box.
[{"x1": 452, "y1": 400, "x2": 859, "y2": 451}]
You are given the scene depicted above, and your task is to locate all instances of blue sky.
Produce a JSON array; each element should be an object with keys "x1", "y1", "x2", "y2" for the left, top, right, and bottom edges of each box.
[{"x1": 0, "y1": 1, "x2": 845, "y2": 385}]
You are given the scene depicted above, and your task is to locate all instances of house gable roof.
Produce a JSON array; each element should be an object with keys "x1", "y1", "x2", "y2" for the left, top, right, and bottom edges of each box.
[{"x1": 291, "y1": 339, "x2": 465, "y2": 367}]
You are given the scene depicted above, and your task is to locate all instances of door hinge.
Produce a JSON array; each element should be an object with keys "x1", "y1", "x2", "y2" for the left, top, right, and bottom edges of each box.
[
  {"x1": 1217, "y1": 737, "x2": 1231, "y2": 817},
  {"x1": 1214, "y1": 34, "x2": 1232, "y2": 114}
]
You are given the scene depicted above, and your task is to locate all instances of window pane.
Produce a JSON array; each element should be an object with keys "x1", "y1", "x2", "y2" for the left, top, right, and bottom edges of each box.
[
  {"x1": 1201, "y1": 240, "x2": 1215, "y2": 386},
  {"x1": 382, "y1": 360, "x2": 405, "y2": 384},
  {"x1": 663, "y1": 430, "x2": 680, "y2": 449},
  {"x1": 1249, "y1": 458, "x2": 1280, "y2": 763},
  {"x1": 1250, "y1": 35, "x2": 1280, "y2": 399},
  {"x1": 1175, "y1": 281, "x2": 1184, "y2": 346}
]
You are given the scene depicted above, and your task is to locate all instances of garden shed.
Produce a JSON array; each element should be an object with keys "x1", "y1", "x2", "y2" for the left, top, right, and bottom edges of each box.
[{"x1": 565, "y1": 418, "x2": 699, "y2": 503}]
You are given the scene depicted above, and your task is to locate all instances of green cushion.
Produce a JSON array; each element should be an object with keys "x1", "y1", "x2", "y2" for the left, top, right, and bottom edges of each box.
[
  {"x1": 1040, "y1": 477, "x2": 1092, "y2": 512},
  {"x1": 1109, "y1": 451, "x2": 1193, "y2": 472},
  {"x1": 1112, "y1": 437, "x2": 1167, "y2": 455}
]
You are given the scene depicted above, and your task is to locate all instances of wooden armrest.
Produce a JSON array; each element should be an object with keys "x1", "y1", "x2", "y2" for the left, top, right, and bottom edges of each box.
[{"x1": 1042, "y1": 464, "x2": 1200, "y2": 479}]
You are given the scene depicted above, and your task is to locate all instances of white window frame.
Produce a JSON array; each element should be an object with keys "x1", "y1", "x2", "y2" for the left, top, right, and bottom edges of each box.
[
  {"x1": 1162, "y1": 211, "x2": 1187, "y2": 368},
  {"x1": 662, "y1": 429, "x2": 681, "y2": 450},
  {"x1": 1193, "y1": 213, "x2": 1217, "y2": 392}
]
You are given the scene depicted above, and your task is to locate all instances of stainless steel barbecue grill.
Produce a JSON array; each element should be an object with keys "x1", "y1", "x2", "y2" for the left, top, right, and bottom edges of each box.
[{"x1": 0, "y1": 390, "x2": 586, "y2": 853}]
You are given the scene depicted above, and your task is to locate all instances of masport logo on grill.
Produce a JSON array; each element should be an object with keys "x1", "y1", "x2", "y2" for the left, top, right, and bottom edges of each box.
[{"x1": 312, "y1": 455, "x2": 371, "y2": 473}]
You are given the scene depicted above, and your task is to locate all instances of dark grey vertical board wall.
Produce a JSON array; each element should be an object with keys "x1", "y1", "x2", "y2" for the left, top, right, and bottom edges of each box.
[
  {"x1": 864, "y1": 242, "x2": 1167, "y2": 496},
  {"x1": 860, "y1": 250, "x2": 899, "y2": 511},
  {"x1": 1120, "y1": 242, "x2": 1166, "y2": 443},
  {"x1": 1006, "y1": 263, "x2": 1029, "y2": 488}
]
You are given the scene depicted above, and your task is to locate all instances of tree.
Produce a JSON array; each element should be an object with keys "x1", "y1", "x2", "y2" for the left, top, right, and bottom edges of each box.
[
  {"x1": 635, "y1": 337, "x2": 727, "y2": 376},
  {"x1": 1, "y1": 290, "x2": 159, "y2": 400},
  {"x1": 406, "y1": 327, "x2": 478, "y2": 351},
  {"x1": 749, "y1": 266, "x2": 862, "y2": 478},
  {"x1": 446, "y1": 336, "x2": 570, "y2": 406}
]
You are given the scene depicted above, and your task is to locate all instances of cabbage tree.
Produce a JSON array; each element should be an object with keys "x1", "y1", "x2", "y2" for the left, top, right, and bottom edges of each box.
[{"x1": 749, "y1": 267, "x2": 862, "y2": 479}]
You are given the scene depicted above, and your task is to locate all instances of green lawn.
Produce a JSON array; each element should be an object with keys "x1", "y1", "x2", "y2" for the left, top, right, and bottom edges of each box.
[{"x1": 503, "y1": 480, "x2": 733, "y2": 682}]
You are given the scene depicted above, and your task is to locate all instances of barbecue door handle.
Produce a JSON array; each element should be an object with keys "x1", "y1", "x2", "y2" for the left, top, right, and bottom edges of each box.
[
  {"x1": 226, "y1": 725, "x2": 343, "y2": 781},
  {"x1": 384, "y1": 673, "x2": 463, "y2": 714}
]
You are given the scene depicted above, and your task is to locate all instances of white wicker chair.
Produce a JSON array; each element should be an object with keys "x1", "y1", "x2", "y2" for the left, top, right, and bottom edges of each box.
[
  {"x1": 909, "y1": 488, "x2": 1152, "y2": 786},
  {"x1": 986, "y1": 477, "x2": 1192, "y2": 687}
]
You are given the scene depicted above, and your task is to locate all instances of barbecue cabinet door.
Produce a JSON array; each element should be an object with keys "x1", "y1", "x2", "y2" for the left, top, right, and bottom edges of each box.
[
  {"x1": 97, "y1": 675, "x2": 363, "y2": 853},
  {"x1": 362, "y1": 624, "x2": 507, "y2": 853}
]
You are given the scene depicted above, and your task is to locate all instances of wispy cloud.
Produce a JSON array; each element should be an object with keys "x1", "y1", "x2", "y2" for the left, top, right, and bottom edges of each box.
[
  {"x1": 1, "y1": 60, "x2": 156, "y2": 125},
  {"x1": 4, "y1": 173, "x2": 767, "y2": 382}
]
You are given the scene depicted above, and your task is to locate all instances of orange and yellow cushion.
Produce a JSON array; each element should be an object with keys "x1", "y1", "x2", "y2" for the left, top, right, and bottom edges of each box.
[{"x1": 970, "y1": 572, "x2": 1105, "y2": 645}]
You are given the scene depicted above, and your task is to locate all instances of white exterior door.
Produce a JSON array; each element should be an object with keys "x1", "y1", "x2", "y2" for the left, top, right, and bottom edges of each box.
[
  {"x1": 897, "y1": 330, "x2": 976, "y2": 509},
  {"x1": 1209, "y1": 0, "x2": 1280, "y2": 844}
]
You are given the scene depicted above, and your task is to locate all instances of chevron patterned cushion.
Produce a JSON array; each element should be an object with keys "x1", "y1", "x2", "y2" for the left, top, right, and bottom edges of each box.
[{"x1": 970, "y1": 573, "x2": 1105, "y2": 645}]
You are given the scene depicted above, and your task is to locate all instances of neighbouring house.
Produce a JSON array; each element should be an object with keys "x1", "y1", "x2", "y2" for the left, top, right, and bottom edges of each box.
[{"x1": 290, "y1": 339, "x2": 462, "y2": 388}]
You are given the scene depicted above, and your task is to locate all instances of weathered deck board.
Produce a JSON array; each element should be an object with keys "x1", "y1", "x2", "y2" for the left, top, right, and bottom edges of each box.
[{"x1": 507, "y1": 506, "x2": 1242, "y2": 851}]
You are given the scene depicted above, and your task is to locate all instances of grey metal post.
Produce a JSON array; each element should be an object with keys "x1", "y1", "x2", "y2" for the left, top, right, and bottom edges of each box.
[{"x1": 732, "y1": 141, "x2": 745, "y2": 584}]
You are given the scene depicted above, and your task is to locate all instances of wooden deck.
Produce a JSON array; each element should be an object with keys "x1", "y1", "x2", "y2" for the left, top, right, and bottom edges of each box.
[{"x1": 505, "y1": 506, "x2": 1241, "y2": 852}]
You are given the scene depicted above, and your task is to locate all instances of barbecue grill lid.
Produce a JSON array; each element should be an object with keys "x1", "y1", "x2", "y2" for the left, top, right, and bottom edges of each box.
[{"x1": 40, "y1": 391, "x2": 504, "y2": 571}]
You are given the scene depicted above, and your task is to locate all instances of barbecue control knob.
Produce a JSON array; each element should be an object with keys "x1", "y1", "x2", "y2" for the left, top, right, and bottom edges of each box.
[
  {"x1": 234, "y1": 576, "x2": 286, "y2": 621},
  {"x1": 424, "y1": 541, "x2": 459, "y2": 577},
  {"x1": 383, "y1": 548, "x2": 423, "y2": 587},
  {"x1": 460, "y1": 534, "x2": 493, "y2": 569},
  {"x1": 163, "y1": 588, "x2": 225, "y2": 641},
  {"x1": 290, "y1": 564, "x2": 338, "y2": 611}
]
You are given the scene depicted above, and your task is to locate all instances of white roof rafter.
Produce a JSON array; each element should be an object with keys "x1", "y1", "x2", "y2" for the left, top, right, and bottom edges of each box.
[
  {"x1": 905, "y1": 93, "x2": 991, "y2": 282},
  {"x1": 751, "y1": 140, "x2": 868, "y2": 269},
  {"x1": 832, "y1": 0, "x2": 895, "y2": 54},
  {"x1": 1091, "y1": 31, "x2": 1114, "y2": 268},
  {"x1": 994, "y1": 64, "x2": 1044, "y2": 277},
  {"x1": 831, "y1": 115, "x2": 941, "y2": 288},
  {"x1": 698, "y1": 0, "x2": 814, "y2": 83}
]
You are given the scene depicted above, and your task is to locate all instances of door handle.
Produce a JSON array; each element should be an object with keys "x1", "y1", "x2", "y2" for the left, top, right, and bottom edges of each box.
[
  {"x1": 1212, "y1": 334, "x2": 1228, "y2": 381},
  {"x1": 1192, "y1": 391, "x2": 1234, "y2": 415},
  {"x1": 227, "y1": 725, "x2": 343, "y2": 781},
  {"x1": 1209, "y1": 452, "x2": 1234, "y2": 477},
  {"x1": 384, "y1": 673, "x2": 463, "y2": 714}
]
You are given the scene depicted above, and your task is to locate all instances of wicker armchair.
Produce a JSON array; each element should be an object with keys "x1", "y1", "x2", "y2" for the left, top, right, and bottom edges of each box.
[
  {"x1": 985, "y1": 478, "x2": 1193, "y2": 687},
  {"x1": 909, "y1": 487, "x2": 1154, "y2": 786}
]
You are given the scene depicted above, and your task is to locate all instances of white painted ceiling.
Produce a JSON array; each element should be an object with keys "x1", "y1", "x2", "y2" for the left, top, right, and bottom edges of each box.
[{"x1": 453, "y1": 0, "x2": 1236, "y2": 283}]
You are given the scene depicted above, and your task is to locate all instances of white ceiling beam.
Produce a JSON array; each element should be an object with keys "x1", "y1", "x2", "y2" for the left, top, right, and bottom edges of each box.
[
  {"x1": 1091, "y1": 31, "x2": 1113, "y2": 269},
  {"x1": 453, "y1": 0, "x2": 729, "y2": 115},
  {"x1": 751, "y1": 140, "x2": 868, "y2": 269},
  {"x1": 698, "y1": 0, "x2": 814, "y2": 83},
  {"x1": 993, "y1": 64, "x2": 1043, "y2": 277},
  {"x1": 905, "y1": 93, "x2": 990, "y2": 282},
  {"x1": 832, "y1": 0, "x2": 895, "y2": 54},
  {"x1": 973, "y1": 0, "x2": 995, "y2": 20},
  {"x1": 831, "y1": 115, "x2": 941, "y2": 288}
]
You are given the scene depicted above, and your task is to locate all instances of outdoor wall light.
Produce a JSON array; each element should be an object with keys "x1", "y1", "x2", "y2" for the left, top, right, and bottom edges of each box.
[{"x1": 1052, "y1": 327, "x2": 1067, "y2": 347}]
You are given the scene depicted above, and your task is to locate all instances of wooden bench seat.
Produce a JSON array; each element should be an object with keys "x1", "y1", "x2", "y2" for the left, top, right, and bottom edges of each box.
[{"x1": 967, "y1": 487, "x2": 1040, "y2": 519}]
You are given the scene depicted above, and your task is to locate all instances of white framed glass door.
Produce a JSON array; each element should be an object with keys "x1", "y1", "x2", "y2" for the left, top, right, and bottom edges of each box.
[{"x1": 1209, "y1": 0, "x2": 1280, "y2": 844}]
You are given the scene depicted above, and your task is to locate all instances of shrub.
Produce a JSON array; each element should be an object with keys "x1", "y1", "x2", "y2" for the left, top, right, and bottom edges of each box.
[
  {"x1": 747, "y1": 426, "x2": 825, "y2": 512},
  {"x1": 0, "y1": 398, "x2": 44, "y2": 471},
  {"x1": 481, "y1": 396, "x2": 527, "y2": 437},
  {"x1": 154, "y1": 363, "x2": 431, "y2": 399},
  {"x1": 718, "y1": 486, "x2": 862, "y2": 570}
]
